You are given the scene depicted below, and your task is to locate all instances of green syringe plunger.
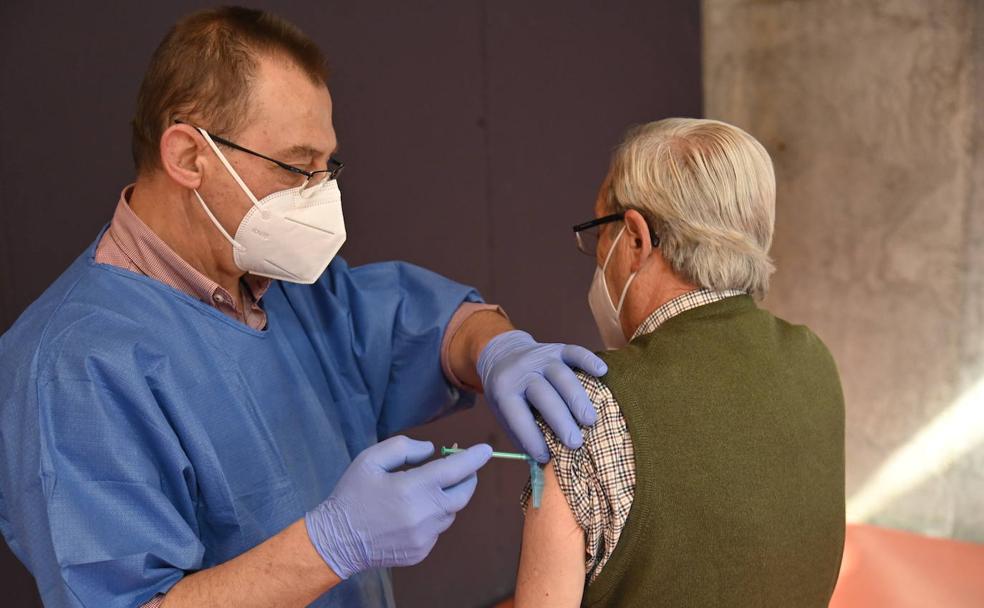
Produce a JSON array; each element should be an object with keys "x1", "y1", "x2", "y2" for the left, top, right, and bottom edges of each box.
[
  {"x1": 440, "y1": 444, "x2": 545, "y2": 509},
  {"x1": 440, "y1": 446, "x2": 531, "y2": 460}
]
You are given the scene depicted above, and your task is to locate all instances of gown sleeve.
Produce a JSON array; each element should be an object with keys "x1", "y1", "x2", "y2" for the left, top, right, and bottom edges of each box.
[
  {"x1": 33, "y1": 326, "x2": 204, "y2": 608},
  {"x1": 325, "y1": 259, "x2": 484, "y2": 438}
]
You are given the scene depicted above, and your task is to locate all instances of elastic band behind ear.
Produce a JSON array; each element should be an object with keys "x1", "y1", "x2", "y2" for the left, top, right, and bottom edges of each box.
[
  {"x1": 193, "y1": 189, "x2": 244, "y2": 250},
  {"x1": 616, "y1": 271, "x2": 637, "y2": 314},
  {"x1": 197, "y1": 128, "x2": 261, "y2": 208},
  {"x1": 602, "y1": 225, "x2": 626, "y2": 269}
]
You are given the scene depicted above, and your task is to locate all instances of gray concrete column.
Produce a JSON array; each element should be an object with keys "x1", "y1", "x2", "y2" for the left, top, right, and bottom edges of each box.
[{"x1": 703, "y1": 0, "x2": 984, "y2": 540}]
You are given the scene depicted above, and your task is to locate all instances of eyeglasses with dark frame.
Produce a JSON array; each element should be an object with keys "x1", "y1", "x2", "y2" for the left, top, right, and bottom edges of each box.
[
  {"x1": 174, "y1": 119, "x2": 344, "y2": 194},
  {"x1": 572, "y1": 212, "x2": 660, "y2": 258}
]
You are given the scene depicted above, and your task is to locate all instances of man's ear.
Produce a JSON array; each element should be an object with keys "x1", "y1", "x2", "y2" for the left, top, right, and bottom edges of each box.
[
  {"x1": 623, "y1": 209, "x2": 653, "y2": 272},
  {"x1": 160, "y1": 124, "x2": 205, "y2": 189}
]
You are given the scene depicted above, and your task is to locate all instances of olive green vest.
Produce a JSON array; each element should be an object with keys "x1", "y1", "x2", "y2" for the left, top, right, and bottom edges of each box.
[{"x1": 584, "y1": 296, "x2": 844, "y2": 607}]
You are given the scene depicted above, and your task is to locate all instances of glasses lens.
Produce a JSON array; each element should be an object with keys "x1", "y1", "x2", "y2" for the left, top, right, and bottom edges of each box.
[
  {"x1": 300, "y1": 171, "x2": 330, "y2": 195},
  {"x1": 575, "y1": 227, "x2": 601, "y2": 257},
  {"x1": 328, "y1": 158, "x2": 344, "y2": 180}
]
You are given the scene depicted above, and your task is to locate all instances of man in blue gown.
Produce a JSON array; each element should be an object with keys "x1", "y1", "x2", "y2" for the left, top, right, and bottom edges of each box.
[{"x1": 0, "y1": 7, "x2": 606, "y2": 607}]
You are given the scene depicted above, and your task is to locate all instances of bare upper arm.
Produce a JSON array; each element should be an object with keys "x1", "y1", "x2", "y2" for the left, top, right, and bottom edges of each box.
[{"x1": 515, "y1": 462, "x2": 586, "y2": 608}]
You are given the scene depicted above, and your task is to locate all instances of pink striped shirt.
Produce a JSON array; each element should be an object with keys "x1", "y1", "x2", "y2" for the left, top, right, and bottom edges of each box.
[{"x1": 95, "y1": 185, "x2": 271, "y2": 329}]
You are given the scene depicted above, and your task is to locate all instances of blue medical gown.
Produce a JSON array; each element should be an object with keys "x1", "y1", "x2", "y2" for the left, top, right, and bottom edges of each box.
[{"x1": 0, "y1": 236, "x2": 481, "y2": 607}]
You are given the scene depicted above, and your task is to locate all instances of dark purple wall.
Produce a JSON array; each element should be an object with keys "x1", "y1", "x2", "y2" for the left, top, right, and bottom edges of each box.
[{"x1": 0, "y1": 2, "x2": 701, "y2": 605}]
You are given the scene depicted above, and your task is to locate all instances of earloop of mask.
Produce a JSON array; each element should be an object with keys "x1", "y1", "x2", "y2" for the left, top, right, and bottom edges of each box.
[
  {"x1": 603, "y1": 226, "x2": 625, "y2": 270},
  {"x1": 191, "y1": 189, "x2": 245, "y2": 251},
  {"x1": 616, "y1": 271, "x2": 637, "y2": 314},
  {"x1": 197, "y1": 128, "x2": 262, "y2": 209},
  {"x1": 606, "y1": 226, "x2": 639, "y2": 316}
]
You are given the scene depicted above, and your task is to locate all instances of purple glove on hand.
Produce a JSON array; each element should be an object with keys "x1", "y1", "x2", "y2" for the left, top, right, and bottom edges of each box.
[
  {"x1": 477, "y1": 330, "x2": 607, "y2": 463},
  {"x1": 305, "y1": 436, "x2": 492, "y2": 578}
]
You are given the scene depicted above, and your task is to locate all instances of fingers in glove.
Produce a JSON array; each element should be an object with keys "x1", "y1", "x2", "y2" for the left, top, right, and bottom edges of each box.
[
  {"x1": 497, "y1": 392, "x2": 551, "y2": 463},
  {"x1": 362, "y1": 435, "x2": 435, "y2": 472},
  {"x1": 414, "y1": 443, "x2": 492, "y2": 489},
  {"x1": 544, "y1": 362, "x2": 597, "y2": 427},
  {"x1": 561, "y1": 344, "x2": 608, "y2": 376},
  {"x1": 439, "y1": 473, "x2": 479, "y2": 513},
  {"x1": 525, "y1": 378, "x2": 584, "y2": 453}
]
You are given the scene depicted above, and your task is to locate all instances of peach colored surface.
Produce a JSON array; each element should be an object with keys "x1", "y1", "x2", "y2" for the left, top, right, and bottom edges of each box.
[{"x1": 831, "y1": 524, "x2": 984, "y2": 608}]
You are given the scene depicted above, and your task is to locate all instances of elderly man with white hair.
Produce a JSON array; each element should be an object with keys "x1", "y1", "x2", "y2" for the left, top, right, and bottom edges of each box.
[{"x1": 514, "y1": 118, "x2": 845, "y2": 607}]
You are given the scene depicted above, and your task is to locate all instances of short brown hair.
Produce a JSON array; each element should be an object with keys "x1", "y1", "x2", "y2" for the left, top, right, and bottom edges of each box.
[{"x1": 131, "y1": 6, "x2": 329, "y2": 173}]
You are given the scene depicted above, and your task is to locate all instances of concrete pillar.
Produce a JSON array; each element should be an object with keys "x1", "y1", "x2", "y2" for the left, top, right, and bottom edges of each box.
[{"x1": 703, "y1": 0, "x2": 984, "y2": 539}]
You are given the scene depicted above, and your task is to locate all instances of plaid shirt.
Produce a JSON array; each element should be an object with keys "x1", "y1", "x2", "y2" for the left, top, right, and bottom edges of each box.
[{"x1": 521, "y1": 289, "x2": 745, "y2": 582}]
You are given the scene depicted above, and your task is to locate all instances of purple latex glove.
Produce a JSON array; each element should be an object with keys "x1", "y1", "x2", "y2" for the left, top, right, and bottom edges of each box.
[
  {"x1": 305, "y1": 436, "x2": 493, "y2": 578},
  {"x1": 477, "y1": 330, "x2": 607, "y2": 463}
]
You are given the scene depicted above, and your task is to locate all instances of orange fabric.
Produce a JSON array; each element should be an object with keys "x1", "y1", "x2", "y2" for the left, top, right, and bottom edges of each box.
[{"x1": 831, "y1": 524, "x2": 984, "y2": 608}]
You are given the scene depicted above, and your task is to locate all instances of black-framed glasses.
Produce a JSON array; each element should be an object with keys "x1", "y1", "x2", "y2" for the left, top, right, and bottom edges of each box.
[
  {"x1": 174, "y1": 119, "x2": 344, "y2": 195},
  {"x1": 572, "y1": 212, "x2": 659, "y2": 257}
]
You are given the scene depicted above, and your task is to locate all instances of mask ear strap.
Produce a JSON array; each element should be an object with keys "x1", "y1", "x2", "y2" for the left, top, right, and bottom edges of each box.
[
  {"x1": 192, "y1": 189, "x2": 244, "y2": 250},
  {"x1": 615, "y1": 271, "x2": 637, "y2": 315},
  {"x1": 602, "y1": 225, "x2": 625, "y2": 271},
  {"x1": 605, "y1": 225, "x2": 637, "y2": 315},
  {"x1": 197, "y1": 128, "x2": 262, "y2": 208}
]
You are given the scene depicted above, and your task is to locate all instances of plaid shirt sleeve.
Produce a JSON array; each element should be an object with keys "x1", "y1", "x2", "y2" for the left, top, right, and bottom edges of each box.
[{"x1": 520, "y1": 371, "x2": 636, "y2": 582}]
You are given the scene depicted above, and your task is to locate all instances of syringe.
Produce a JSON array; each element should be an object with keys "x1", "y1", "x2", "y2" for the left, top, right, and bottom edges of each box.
[
  {"x1": 440, "y1": 444, "x2": 546, "y2": 508},
  {"x1": 440, "y1": 446, "x2": 531, "y2": 460}
]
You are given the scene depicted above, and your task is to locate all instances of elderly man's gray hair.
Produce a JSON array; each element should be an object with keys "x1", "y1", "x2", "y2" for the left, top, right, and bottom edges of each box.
[{"x1": 609, "y1": 118, "x2": 776, "y2": 299}]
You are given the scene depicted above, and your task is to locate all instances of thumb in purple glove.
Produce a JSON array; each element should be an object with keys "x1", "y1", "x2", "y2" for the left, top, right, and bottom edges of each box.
[{"x1": 305, "y1": 436, "x2": 492, "y2": 578}]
